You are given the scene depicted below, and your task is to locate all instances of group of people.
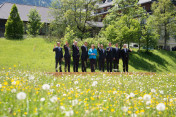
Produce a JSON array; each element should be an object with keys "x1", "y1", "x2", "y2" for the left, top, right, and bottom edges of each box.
[{"x1": 53, "y1": 41, "x2": 132, "y2": 73}]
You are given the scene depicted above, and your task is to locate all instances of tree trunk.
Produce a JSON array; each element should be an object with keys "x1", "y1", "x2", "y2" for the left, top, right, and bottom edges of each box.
[{"x1": 164, "y1": 24, "x2": 167, "y2": 50}]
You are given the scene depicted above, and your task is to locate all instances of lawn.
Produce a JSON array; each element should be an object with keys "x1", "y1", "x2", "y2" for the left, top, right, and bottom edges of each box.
[
  {"x1": 0, "y1": 37, "x2": 176, "y2": 116},
  {"x1": 0, "y1": 37, "x2": 176, "y2": 73},
  {"x1": 0, "y1": 68, "x2": 175, "y2": 116}
]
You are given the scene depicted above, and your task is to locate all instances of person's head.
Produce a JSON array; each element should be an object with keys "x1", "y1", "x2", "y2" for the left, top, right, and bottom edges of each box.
[
  {"x1": 123, "y1": 44, "x2": 127, "y2": 48},
  {"x1": 115, "y1": 43, "x2": 118, "y2": 47},
  {"x1": 66, "y1": 42, "x2": 69, "y2": 47},
  {"x1": 57, "y1": 42, "x2": 60, "y2": 47},
  {"x1": 74, "y1": 41, "x2": 78, "y2": 46},
  {"x1": 109, "y1": 42, "x2": 112, "y2": 47},
  {"x1": 101, "y1": 44, "x2": 103, "y2": 49},
  {"x1": 84, "y1": 42, "x2": 88, "y2": 47},
  {"x1": 91, "y1": 44, "x2": 95, "y2": 49}
]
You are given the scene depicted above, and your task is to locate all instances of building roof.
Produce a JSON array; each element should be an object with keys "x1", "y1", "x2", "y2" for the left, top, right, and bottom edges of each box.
[
  {"x1": 0, "y1": 2, "x2": 53, "y2": 23},
  {"x1": 138, "y1": 0, "x2": 152, "y2": 4}
]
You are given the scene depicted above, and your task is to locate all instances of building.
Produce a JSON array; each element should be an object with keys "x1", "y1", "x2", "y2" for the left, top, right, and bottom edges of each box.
[
  {"x1": 94, "y1": 0, "x2": 176, "y2": 50},
  {"x1": 0, "y1": 2, "x2": 53, "y2": 37}
]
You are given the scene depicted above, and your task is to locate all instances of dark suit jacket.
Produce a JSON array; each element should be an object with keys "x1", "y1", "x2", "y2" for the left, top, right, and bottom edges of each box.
[
  {"x1": 106, "y1": 47, "x2": 113, "y2": 60},
  {"x1": 64, "y1": 45, "x2": 71, "y2": 58},
  {"x1": 121, "y1": 48, "x2": 131, "y2": 60},
  {"x1": 72, "y1": 45, "x2": 80, "y2": 59},
  {"x1": 113, "y1": 47, "x2": 121, "y2": 59},
  {"x1": 53, "y1": 47, "x2": 63, "y2": 60},
  {"x1": 98, "y1": 47, "x2": 106, "y2": 60},
  {"x1": 81, "y1": 45, "x2": 88, "y2": 60}
]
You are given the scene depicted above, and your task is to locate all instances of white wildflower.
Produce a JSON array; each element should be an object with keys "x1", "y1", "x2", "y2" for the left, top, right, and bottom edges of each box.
[
  {"x1": 65, "y1": 110, "x2": 74, "y2": 117},
  {"x1": 159, "y1": 90, "x2": 164, "y2": 94},
  {"x1": 92, "y1": 81, "x2": 98, "y2": 86},
  {"x1": 60, "y1": 106, "x2": 65, "y2": 111},
  {"x1": 74, "y1": 81, "x2": 79, "y2": 85},
  {"x1": 72, "y1": 99, "x2": 78, "y2": 106},
  {"x1": 17, "y1": 92, "x2": 26, "y2": 100},
  {"x1": 146, "y1": 101, "x2": 151, "y2": 105},
  {"x1": 42, "y1": 84, "x2": 50, "y2": 90},
  {"x1": 40, "y1": 98, "x2": 45, "y2": 102},
  {"x1": 29, "y1": 75, "x2": 35, "y2": 80},
  {"x1": 131, "y1": 113, "x2": 137, "y2": 117},
  {"x1": 50, "y1": 96, "x2": 58, "y2": 103},
  {"x1": 143, "y1": 94, "x2": 151, "y2": 101},
  {"x1": 121, "y1": 106, "x2": 128, "y2": 112},
  {"x1": 11, "y1": 81, "x2": 16, "y2": 85},
  {"x1": 11, "y1": 89, "x2": 16, "y2": 93},
  {"x1": 156, "y1": 103, "x2": 165, "y2": 111},
  {"x1": 151, "y1": 89, "x2": 156, "y2": 93}
]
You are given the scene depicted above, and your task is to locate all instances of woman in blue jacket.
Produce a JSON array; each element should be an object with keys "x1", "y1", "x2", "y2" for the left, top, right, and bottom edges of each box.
[{"x1": 88, "y1": 44, "x2": 97, "y2": 72}]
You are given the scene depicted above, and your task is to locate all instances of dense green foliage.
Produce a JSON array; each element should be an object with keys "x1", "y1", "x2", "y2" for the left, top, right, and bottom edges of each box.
[
  {"x1": 27, "y1": 9, "x2": 41, "y2": 36},
  {"x1": 151, "y1": 0, "x2": 176, "y2": 50},
  {"x1": 50, "y1": 0, "x2": 97, "y2": 40},
  {"x1": 102, "y1": 0, "x2": 147, "y2": 49},
  {"x1": 5, "y1": 4, "x2": 24, "y2": 39},
  {"x1": 1, "y1": 37, "x2": 176, "y2": 73}
]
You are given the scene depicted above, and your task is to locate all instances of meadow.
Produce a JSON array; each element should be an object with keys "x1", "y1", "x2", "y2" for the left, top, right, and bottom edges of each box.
[
  {"x1": 1, "y1": 37, "x2": 176, "y2": 116},
  {"x1": 0, "y1": 67, "x2": 176, "y2": 116},
  {"x1": 0, "y1": 37, "x2": 176, "y2": 73}
]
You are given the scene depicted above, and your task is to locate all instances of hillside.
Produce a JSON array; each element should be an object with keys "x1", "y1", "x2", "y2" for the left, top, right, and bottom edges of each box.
[
  {"x1": 0, "y1": 0, "x2": 52, "y2": 7},
  {"x1": 0, "y1": 37, "x2": 176, "y2": 73}
]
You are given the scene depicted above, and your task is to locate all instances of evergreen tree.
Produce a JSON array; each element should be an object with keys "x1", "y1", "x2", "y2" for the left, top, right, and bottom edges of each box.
[
  {"x1": 27, "y1": 8, "x2": 41, "y2": 36},
  {"x1": 5, "y1": 4, "x2": 24, "y2": 39}
]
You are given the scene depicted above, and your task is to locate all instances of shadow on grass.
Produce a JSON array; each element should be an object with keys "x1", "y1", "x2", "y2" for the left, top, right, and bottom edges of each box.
[
  {"x1": 129, "y1": 51, "x2": 170, "y2": 72},
  {"x1": 129, "y1": 53, "x2": 158, "y2": 72},
  {"x1": 158, "y1": 50, "x2": 176, "y2": 63}
]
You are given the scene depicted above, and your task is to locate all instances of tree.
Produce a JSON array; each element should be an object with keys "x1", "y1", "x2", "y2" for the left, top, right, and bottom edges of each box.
[
  {"x1": 102, "y1": 0, "x2": 146, "y2": 49},
  {"x1": 27, "y1": 9, "x2": 41, "y2": 36},
  {"x1": 5, "y1": 4, "x2": 24, "y2": 39},
  {"x1": 151, "y1": 0, "x2": 176, "y2": 50},
  {"x1": 103, "y1": 15, "x2": 141, "y2": 48},
  {"x1": 141, "y1": 16, "x2": 159, "y2": 52},
  {"x1": 50, "y1": 0, "x2": 97, "y2": 40}
]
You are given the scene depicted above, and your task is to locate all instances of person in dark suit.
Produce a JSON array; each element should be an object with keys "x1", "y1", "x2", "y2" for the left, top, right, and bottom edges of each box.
[
  {"x1": 81, "y1": 42, "x2": 88, "y2": 72},
  {"x1": 72, "y1": 41, "x2": 80, "y2": 72},
  {"x1": 64, "y1": 42, "x2": 71, "y2": 72},
  {"x1": 106, "y1": 42, "x2": 113, "y2": 72},
  {"x1": 98, "y1": 43, "x2": 106, "y2": 72},
  {"x1": 113, "y1": 43, "x2": 121, "y2": 72},
  {"x1": 121, "y1": 44, "x2": 132, "y2": 72},
  {"x1": 53, "y1": 42, "x2": 63, "y2": 72}
]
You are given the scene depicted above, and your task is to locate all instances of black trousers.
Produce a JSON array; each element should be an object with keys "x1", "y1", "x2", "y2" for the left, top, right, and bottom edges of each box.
[
  {"x1": 73, "y1": 57, "x2": 79, "y2": 72},
  {"x1": 107, "y1": 59, "x2": 112, "y2": 72},
  {"x1": 65, "y1": 57, "x2": 70, "y2": 72},
  {"x1": 114, "y1": 58, "x2": 119, "y2": 71},
  {"x1": 99, "y1": 59, "x2": 105, "y2": 72},
  {"x1": 122, "y1": 58, "x2": 129, "y2": 72},
  {"x1": 55, "y1": 59, "x2": 62, "y2": 72},
  {"x1": 90, "y1": 59, "x2": 96, "y2": 72},
  {"x1": 81, "y1": 59, "x2": 87, "y2": 72}
]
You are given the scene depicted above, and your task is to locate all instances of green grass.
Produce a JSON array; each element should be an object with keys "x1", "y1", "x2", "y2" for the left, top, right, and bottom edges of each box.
[{"x1": 0, "y1": 37, "x2": 176, "y2": 73}]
